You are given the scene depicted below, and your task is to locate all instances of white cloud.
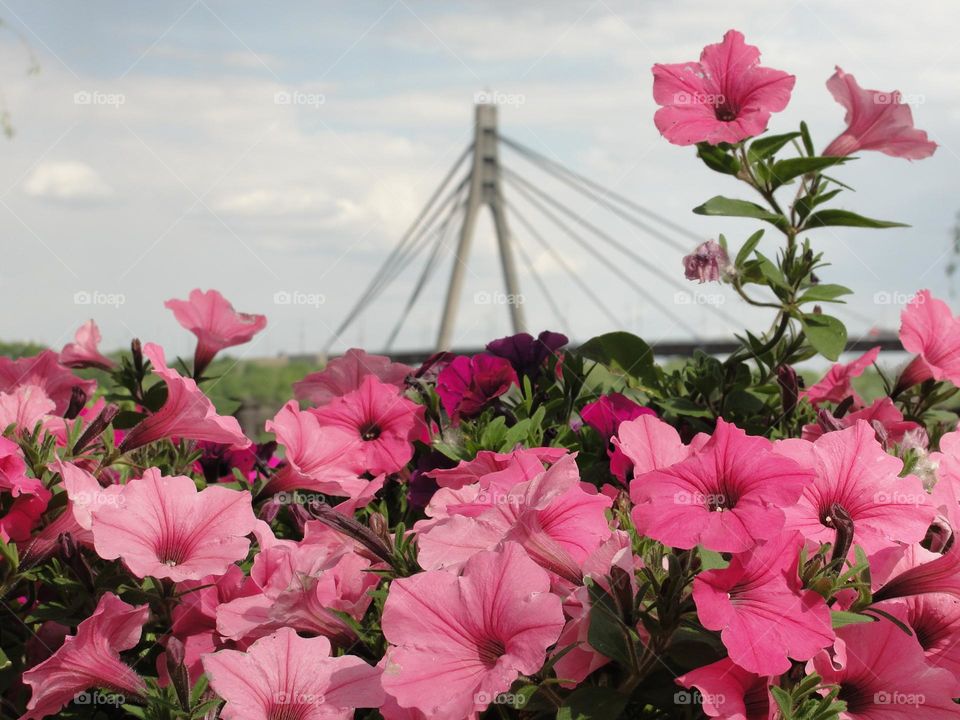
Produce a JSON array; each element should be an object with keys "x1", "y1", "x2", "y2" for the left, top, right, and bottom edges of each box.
[{"x1": 22, "y1": 161, "x2": 113, "y2": 201}]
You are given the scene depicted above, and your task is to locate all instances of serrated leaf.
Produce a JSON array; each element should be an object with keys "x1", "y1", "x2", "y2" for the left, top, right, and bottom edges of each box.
[{"x1": 803, "y1": 209, "x2": 908, "y2": 230}]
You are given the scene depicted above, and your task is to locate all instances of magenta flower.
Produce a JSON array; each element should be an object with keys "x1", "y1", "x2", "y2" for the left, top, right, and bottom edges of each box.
[
  {"x1": 780, "y1": 421, "x2": 934, "y2": 557},
  {"x1": 801, "y1": 397, "x2": 922, "y2": 446},
  {"x1": 652, "y1": 29, "x2": 795, "y2": 146},
  {"x1": 0, "y1": 437, "x2": 50, "y2": 543},
  {"x1": 311, "y1": 374, "x2": 423, "y2": 476},
  {"x1": 427, "y1": 446, "x2": 568, "y2": 490},
  {"x1": 810, "y1": 608, "x2": 958, "y2": 719},
  {"x1": 580, "y1": 393, "x2": 655, "y2": 440},
  {"x1": 436, "y1": 353, "x2": 518, "y2": 421},
  {"x1": 202, "y1": 628, "x2": 384, "y2": 720},
  {"x1": 293, "y1": 348, "x2": 412, "y2": 406},
  {"x1": 91, "y1": 468, "x2": 257, "y2": 581},
  {"x1": 873, "y1": 543, "x2": 960, "y2": 603},
  {"x1": 823, "y1": 67, "x2": 937, "y2": 160},
  {"x1": 802, "y1": 346, "x2": 880, "y2": 408},
  {"x1": 631, "y1": 419, "x2": 812, "y2": 552},
  {"x1": 119, "y1": 343, "x2": 250, "y2": 453},
  {"x1": 381, "y1": 543, "x2": 564, "y2": 719},
  {"x1": 485, "y1": 330, "x2": 568, "y2": 378},
  {"x1": 693, "y1": 532, "x2": 834, "y2": 675},
  {"x1": 59, "y1": 320, "x2": 114, "y2": 371},
  {"x1": 20, "y1": 593, "x2": 149, "y2": 720},
  {"x1": 0, "y1": 350, "x2": 95, "y2": 416},
  {"x1": 676, "y1": 658, "x2": 773, "y2": 720},
  {"x1": 897, "y1": 290, "x2": 960, "y2": 391},
  {"x1": 683, "y1": 240, "x2": 731, "y2": 283},
  {"x1": 165, "y1": 289, "x2": 267, "y2": 377}
]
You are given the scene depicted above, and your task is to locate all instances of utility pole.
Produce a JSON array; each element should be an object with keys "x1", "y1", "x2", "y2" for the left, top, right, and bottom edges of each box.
[{"x1": 436, "y1": 102, "x2": 526, "y2": 350}]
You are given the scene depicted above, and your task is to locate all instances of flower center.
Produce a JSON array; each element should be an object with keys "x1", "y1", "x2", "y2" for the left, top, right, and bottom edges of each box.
[
  {"x1": 477, "y1": 637, "x2": 506, "y2": 668},
  {"x1": 714, "y1": 103, "x2": 738, "y2": 122},
  {"x1": 359, "y1": 422, "x2": 381, "y2": 441}
]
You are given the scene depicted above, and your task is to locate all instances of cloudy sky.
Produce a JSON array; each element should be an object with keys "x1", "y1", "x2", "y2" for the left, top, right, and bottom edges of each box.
[{"x1": 0, "y1": 0, "x2": 958, "y2": 360}]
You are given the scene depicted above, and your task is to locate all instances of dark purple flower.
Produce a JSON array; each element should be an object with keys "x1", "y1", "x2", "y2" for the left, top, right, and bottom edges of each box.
[
  {"x1": 486, "y1": 331, "x2": 568, "y2": 378},
  {"x1": 436, "y1": 354, "x2": 518, "y2": 421},
  {"x1": 581, "y1": 393, "x2": 655, "y2": 440}
]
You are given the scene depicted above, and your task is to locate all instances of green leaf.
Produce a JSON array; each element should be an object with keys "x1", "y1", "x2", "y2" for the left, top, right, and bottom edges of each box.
[
  {"x1": 656, "y1": 397, "x2": 713, "y2": 418},
  {"x1": 754, "y1": 252, "x2": 789, "y2": 291},
  {"x1": 748, "y1": 131, "x2": 801, "y2": 161},
  {"x1": 696, "y1": 142, "x2": 741, "y2": 175},
  {"x1": 768, "y1": 156, "x2": 848, "y2": 190},
  {"x1": 801, "y1": 313, "x2": 847, "y2": 361},
  {"x1": 697, "y1": 547, "x2": 729, "y2": 570},
  {"x1": 831, "y1": 610, "x2": 876, "y2": 629},
  {"x1": 735, "y1": 229, "x2": 764, "y2": 267},
  {"x1": 556, "y1": 687, "x2": 630, "y2": 720},
  {"x1": 693, "y1": 196, "x2": 785, "y2": 226},
  {"x1": 800, "y1": 121, "x2": 815, "y2": 156},
  {"x1": 803, "y1": 209, "x2": 908, "y2": 230},
  {"x1": 586, "y1": 581, "x2": 635, "y2": 668},
  {"x1": 577, "y1": 332, "x2": 657, "y2": 386},
  {"x1": 798, "y1": 284, "x2": 853, "y2": 304}
]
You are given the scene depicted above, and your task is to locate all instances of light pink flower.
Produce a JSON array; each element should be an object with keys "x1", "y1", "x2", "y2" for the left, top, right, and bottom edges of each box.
[
  {"x1": 823, "y1": 67, "x2": 937, "y2": 160},
  {"x1": 427, "y1": 446, "x2": 567, "y2": 490},
  {"x1": 0, "y1": 386, "x2": 65, "y2": 438},
  {"x1": 683, "y1": 240, "x2": 731, "y2": 283},
  {"x1": 811, "y1": 606, "x2": 958, "y2": 719},
  {"x1": 802, "y1": 346, "x2": 880, "y2": 408},
  {"x1": 616, "y1": 413, "x2": 692, "y2": 483},
  {"x1": 693, "y1": 531, "x2": 834, "y2": 675},
  {"x1": 631, "y1": 419, "x2": 812, "y2": 552},
  {"x1": 202, "y1": 627, "x2": 384, "y2": 720},
  {"x1": 780, "y1": 422, "x2": 934, "y2": 556},
  {"x1": 897, "y1": 289, "x2": 960, "y2": 391},
  {"x1": 54, "y1": 458, "x2": 123, "y2": 531},
  {"x1": 311, "y1": 374, "x2": 423, "y2": 475},
  {"x1": 381, "y1": 543, "x2": 564, "y2": 720},
  {"x1": 165, "y1": 288, "x2": 267, "y2": 376},
  {"x1": 60, "y1": 319, "x2": 114, "y2": 370},
  {"x1": 20, "y1": 593, "x2": 149, "y2": 720},
  {"x1": 0, "y1": 350, "x2": 95, "y2": 416},
  {"x1": 91, "y1": 468, "x2": 257, "y2": 581},
  {"x1": 652, "y1": 29, "x2": 795, "y2": 146},
  {"x1": 119, "y1": 343, "x2": 250, "y2": 453},
  {"x1": 677, "y1": 658, "x2": 774, "y2": 720},
  {"x1": 294, "y1": 348, "x2": 412, "y2": 406}
]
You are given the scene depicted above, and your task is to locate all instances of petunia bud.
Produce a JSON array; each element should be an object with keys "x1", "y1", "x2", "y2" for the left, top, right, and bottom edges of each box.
[
  {"x1": 131, "y1": 338, "x2": 143, "y2": 375},
  {"x1": 64, "y1": 386, "x2": 87, "y2": 420},
  {"x1": 777, "y1": 365, "x2": 799, "y2": 417},
  {"x1": 825, "y1": 502, "x2": 854, "y2": 565},
  {"x1": 72, "y1": 403, "x2": 120, "y2": 455}
]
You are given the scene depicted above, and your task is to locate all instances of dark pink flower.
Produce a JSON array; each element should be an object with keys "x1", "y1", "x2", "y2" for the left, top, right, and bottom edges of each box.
[
  {"x1": 436, "y1": 353, "x2": 518, "y2": 421},
  {"x1": 164, "y1": 289, "x2": 267, "y2": 376},
  {"x1": 0, "y1": 350, "x2": 95, "y2": 416},
  {"x1": 580, "y1": 393, "x2": 655, "y2": 440},
  {"x1": 0, "y1": 437, "x2": 50, "y2": 542},
  {"x1": 293, "y1": 348, "x2": 412, "y2": 406},
  {"x1": 823, "y1": 67, "x2": 937, "y2": 160},
  {"x1": 119, "y1": 343, "x2": 250, "y2": 453},
  {"x1": 801, "y1": 397, "x2": 923, "y2": 447},
  {"x1": 802, "y1": 346, "x2": 880, "y2": 408},
  {"x1": 873, "y1": 542, "x2": 960, "y2": 602},
  {"x1": 202, "y1": 627, "x2": 384, "y2": 720},
  {"x1": 683, "y1": 240, "x2": 731, "y2": 283},
  {"x1": 485, "y1": 330, "x2": 568, "y2": 378},
  {"x1": 91, "y1": 468, "x2": 257, "y2": 581},
  {"x1": 20, "y1": 593, "x2": 149, "y2": 720},
  {"x1": 652, "y1": 29, "x2": 795, "y2": 146},
  {"x1": 381, "y1": 543, "x2": 564, "y2": 720},
  {"x1": 60, "y1": 319, "x2": 114, "y2": 370},
  {"x1": 427, "y1": 446, "x2": 568, "y2": 490},
  {"x1": 677, "y1": 658, "x2": 774, "y2": 720},
  {"x1": 897, "y1": 290, "x2": 960, "y2": 391},
  {"x1": 632, "y1": 419, "x2": 812, "y2": 552}
]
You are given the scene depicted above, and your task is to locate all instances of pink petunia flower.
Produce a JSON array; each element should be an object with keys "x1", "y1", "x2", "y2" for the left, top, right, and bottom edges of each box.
[
  {"x1": 293, "y1": 348, "x2": 412, "y2": 406},
  {"x1": 802, "y1": 346, "x2": 880, "y2": 408},
  {"x1": 311, "y1": 374, "x2": 423, "y2": 476},
  {"x1": 164, "y1": 288, "x2": 267, "y2": 377},
  {"x1": 119, "y1": 343, "x2": 250, "y2": 453},
  {"x1": 0, "y1": 437, "x2": 51, "y2": 543},
  {"x1": 436, "y1": 353, "x2": 518, "y2": 421},
  {"x1": 676, "y1": 657, "x2": 774, "y2": 720},
  {"x1": 202, "y1": 627, "x2": 384, "y2": 720},
  {"x1": 693, "y1": 531, "x2": 834, "y2": 675},
  {"x1": 20, "y1": 593, "x2": 149, "y2": 720},
  {"x1": 615, "y1": 413, "x2": 693, "y2": 483},
  {"x1": 53, "y1": 458, "x2": 123, "y2": 531},
  {"x1": 779, "y1": 421, "x2": 935, "y2": 557},
  {"x1": 897, "y1": 289, "x2": 960, "y2": 392},
  {"x1": 801, "y1": 397, "x2": 923, "y2": 447},
  {"x1": 810, "y1": 607, "x2": 959, "y2": 719},
  {"x1": 631, "y1": 419, "x2": 812, "y2": 552},
  {"x1": 873, "y1": 541, "x2": 960, "y2": 603},
  {"x1": 0, "y1": 350, "x2": 95, "y2": 416},
  {"x1": 60, "y1": 319, "x2": 114, "y2": 371},
  {"x1": 381, "y1": 543, "x2": 564, "y2": 720},
  {"x1": 0, "y1": 386, "x2": 66, "y2": 440},
  {"x1": 652, "y1": 29, "x2": 795, "y2": 146},
  {"x1": 427, "y1": 446, "x2": 568, "y2": 490},
  {"x1": 91, "y1": 468, "x2": 257, "y2": 582},
  {"x1": 683, "y1": 240, "x2": 731, "y2": 284},
  {"x1": 823, "y1": 67, "x2": 937, "y2": 160},
  {"x1": 580, "y1": 393, "x2": 655, "y2": 441}
]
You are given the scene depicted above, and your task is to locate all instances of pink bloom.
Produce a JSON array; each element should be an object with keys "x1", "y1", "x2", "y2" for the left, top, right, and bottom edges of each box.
[
  {"x1": 0, "y1": 386, "x2": 65, "y2": 439},
  {"x1": 693, "y1": 532, "x2": 834, "y2": 675},
  {"x1": 91, "y1": 468, "x2": 257, "y2": 581},
  {"x1": 381, "y1": 543, "x2": 564, "y2": 720},
  {"x1": 165, "y1": 288, "x2": 267, "y2": 376},
  {"x1": 436, "y1": 353, "x2": 518, "y2": 421},
  {"x1": 293, "y1": 348, "x2": 412, "y2": 406},
  {"x1": 801, "y1": 397, "x2": 923, "y2": 446},
  {"x1": 897, "y1": 290, "x2": 960, "y2": 391},
  {"x1": 823, "y1": 67, "x2": 937, "y2": 160},
  {"x1": 802, "y1": 346, "x2": 880, "y2": 408},
  {"x1": 202, "y1": 627, "x2": 384, "y2": 720},
  {"x1": 311, "y1": 374, "x2": 423, "y2": 475},
  {"x1": 54, "y1": 458, "x2": 123, "y2": 531},
  {"x1": 683, "y1": 240, "x2": 731, "y2": 283},
  {"x1": 20, "y1": 593, "x2": 149, "y2": 720},
  {"x1": 60, "y1": 319, "x2": 114, "y2": 370},
  {"x1": 779, "y1": 422, "x2": 934, "y2": 556},
  {"x1": 810, "y1": 607, "x2": 958, "y2": 719},
  {"x1": 119, "y1": 343, "x2": 250, "y2": 453},
  {"x1": 0, "y1": 350, "x2": 95, "y2": 416},
  {"x1": 427, "y1": 446, "x2": 567, "y2": 490},
  {"x1": 580, "y1": 393, "x2": 654, "y2": 440},
  {"x1": 631, "y1": 419, "x2": 812, "y2": 552},
  {"x1": 873, "y1": 542, "x2": 960, "y2": 602},
  {"x1": 677, "y1": 658, "x2": 774, "y2": 720},
  {"x1": 0, "y1": 437, "x2": 50, "y2": 542},
  {"x1": 615, "y1": 414, "x2": 692, "y2": 482},
  {"x1": 652, "y1": 30, "x2": 795, "y2": 146}
]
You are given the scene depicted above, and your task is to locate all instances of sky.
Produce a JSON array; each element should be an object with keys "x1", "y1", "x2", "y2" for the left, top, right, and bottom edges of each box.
[{"x1": 0, "y1": 0, "x2": 958, "y2": 361}]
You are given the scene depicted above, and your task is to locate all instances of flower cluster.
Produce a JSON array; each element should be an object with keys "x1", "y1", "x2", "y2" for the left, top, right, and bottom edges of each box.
[{"x1": 1, "y1": 28, "x2": 955, "y2": 720}]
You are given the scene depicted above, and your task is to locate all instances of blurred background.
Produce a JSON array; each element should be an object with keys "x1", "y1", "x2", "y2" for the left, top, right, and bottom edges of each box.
[{"x1": 0, "y1": 1, "x2": 957, "y2": 378}]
